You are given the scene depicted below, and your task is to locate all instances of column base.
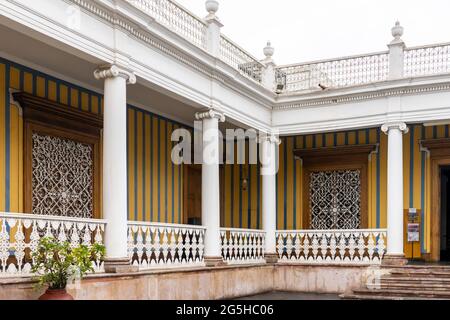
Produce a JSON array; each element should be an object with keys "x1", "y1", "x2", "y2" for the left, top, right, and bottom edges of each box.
[
  {"x1": 204, "y1": 256, "x2": 227, "y2": 267},
  {"x1": 382, "y1": 254, "x2": 408, "y2": 266},
  {"x1": 104, "y1": 257, "x2": 138, "y2": 273},
  {"x1": 264, "y1": 253, "x2": 278, "y2": 264}
]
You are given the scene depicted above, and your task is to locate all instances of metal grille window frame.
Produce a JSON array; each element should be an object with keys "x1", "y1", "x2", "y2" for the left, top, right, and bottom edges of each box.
[
  {"x1": 31, "y1": 132, "x2": 95, "y2": 218},
  {"x1": 15, "y1": 92, "x2": 103, "y2": 219},
  {"x1": 295, "y1": 144, "x2": 376, "y2": 230},
  {"x1": 309, "y1": 169, "x2": 362, "y2": 230}
]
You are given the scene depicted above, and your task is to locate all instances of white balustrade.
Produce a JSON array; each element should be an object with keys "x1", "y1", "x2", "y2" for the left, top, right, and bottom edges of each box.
[
  {"x1": 126, "y1": 0, "x2": 207, "y2": 49},
  {"x1": 220, "y1": 228, "x2": 265, "y2": 264},
  {"x1": 276, "y1": 52, "x2": 389, "y2": 92},
  {"x1": 128, "y1": 221, "x2": 206, "y2": 269},
  {"x1": 125, "y1": 1, "x2": 263, "y2": 82},
  {"x1": 404, "y1": 43, "x2": 450, "y2": 77},
  {"x1": 220, "y1": 36, "x2": 264, "y2": 83},
  {"x1": 276, "y1": 229, "x2": 386, "y2": 264},
  {"x1": 124, "y1": 2, "x2": 450, "y2": 92},
  {"x1": 0, "y1": 213, "x2": 106, "y2": 277}
]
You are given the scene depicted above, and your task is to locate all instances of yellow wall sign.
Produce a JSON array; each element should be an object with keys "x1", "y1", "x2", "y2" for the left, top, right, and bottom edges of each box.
[{"x1": 406, "y1": 208, "x2": 421, "y2": 243}]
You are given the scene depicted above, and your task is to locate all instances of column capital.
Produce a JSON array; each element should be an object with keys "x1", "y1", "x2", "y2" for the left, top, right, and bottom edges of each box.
[
  {"x1": 195, "y1": 109, "x2": 225, "y2": 122},
  {"x1": 94, "y1": 64, "x2": 136, "y2": 85},
  {"x1": 259, "y1": 133, "x2": 281, "y2": 145},
  {"x1": 381, "y1": 122, "x2": 409, "y2": 134}
]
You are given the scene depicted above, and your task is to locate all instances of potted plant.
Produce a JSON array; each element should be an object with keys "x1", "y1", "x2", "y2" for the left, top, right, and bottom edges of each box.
[{"x1": 31, "y1": 237, "x2": 105, "y2": 300}]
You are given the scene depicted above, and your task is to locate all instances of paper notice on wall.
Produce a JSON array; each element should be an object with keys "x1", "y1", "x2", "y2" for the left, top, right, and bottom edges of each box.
[{"x1": 407, "y1": 223, "x2": 420, "y2": 242}]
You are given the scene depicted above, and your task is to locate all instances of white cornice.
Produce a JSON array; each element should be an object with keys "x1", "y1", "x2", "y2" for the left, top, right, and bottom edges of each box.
[
  {"x1": 4, "y1": 0, "x2": 450, "y2": 137},
  {"x1": 274, "y1": 75, "x2": 450, "y2": 110},
  {"x1": 274, "y1": 105, "x2": 450, "y2": 136},
  {"x1": 70, "y1": 0, "x2": 274, "y2": 107}
]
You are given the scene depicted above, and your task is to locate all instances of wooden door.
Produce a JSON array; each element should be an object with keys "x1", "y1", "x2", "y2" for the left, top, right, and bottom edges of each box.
[{"x1": 184, "y1": 165, "x2": 202, "y2": 225}]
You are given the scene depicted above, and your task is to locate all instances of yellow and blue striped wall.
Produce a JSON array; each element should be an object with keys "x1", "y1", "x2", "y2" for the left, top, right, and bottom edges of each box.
[
  {"x1": 0, "y1": 57, "x2": 103, "y2": 215},
  {"x1": 275, "y1": 127, "x2": 446, "y2": 258},
  {"x1": 222, "y1": 141, "x2": 262, "y2": 230},
  {"x1": 0, "y1": 56, "x2": 187, "y2": 224},
  {"x1": 0, "y1": 55, "x2": 447, "y2": 258},
  {"x1": 126, "y1": 106, "x2": 186, "y2": 224}
]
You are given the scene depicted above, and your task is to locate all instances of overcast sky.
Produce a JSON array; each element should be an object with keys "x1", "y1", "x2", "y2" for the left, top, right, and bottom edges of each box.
[{"x1": 176, "y1": 0, "x2": 450, "y2": 65}]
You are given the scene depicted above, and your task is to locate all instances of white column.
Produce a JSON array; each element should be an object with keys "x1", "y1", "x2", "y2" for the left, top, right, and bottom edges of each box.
[
  {"x1": 388, "y1": 21, "x2": 405, "y2": 79},
  {"x1": 94, "y1": 65, "x2": 136, "y2": 273},
  {"x1": 381, "y1": 122, "x2": 408, "y2": 265},
  {"x1": 195, "y1": 109, "x2": 225, "y2": 266},
  {"x1": 260, "y1": 134, "x2": 280, "y2": 263}
]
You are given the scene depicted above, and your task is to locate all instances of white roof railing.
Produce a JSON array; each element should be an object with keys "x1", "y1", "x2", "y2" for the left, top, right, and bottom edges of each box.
[
  {"x1": 404, "y1": 42, "x2": 450, "y2": 78},
  {"x1": 124, "y1": 2, "x2": 450, "y2": 93},
  {"x1": 127, "y1": 0, "x2": 208, "y2": 49},
  {"x1": 275, "y1": 51, "x2": 390, "y2": 92}
]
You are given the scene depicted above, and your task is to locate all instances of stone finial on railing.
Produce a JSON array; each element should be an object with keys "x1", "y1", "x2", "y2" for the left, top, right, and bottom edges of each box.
[
  {"x1": 261, "y1": 41, "x2": 278, "y2": 91},
  {"x1": 263, "y1": 41, "x2": 275, "y2": 64},
  {"x1": 391, "y1": 21, "x2": 404, "y2": 44},
  {"x1": 388, "y1": 21, "x2": 405, "y2": 79},
  {"x1": 205, "y1": 0, "x2": 219, "y2": 17}
]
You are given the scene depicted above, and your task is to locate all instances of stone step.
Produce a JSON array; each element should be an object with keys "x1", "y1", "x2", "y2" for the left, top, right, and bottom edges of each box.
[
  {"x1": 386, "y1": 263, "x2": 450, "y2": 270},
  {"x1": 340, "y1": 293, "x2": 443, "y2": 300},
  {"x1": 367, "y1": 282, "x2": 450, "y2": 291},
  {"x1": 388, "y1": 266, "x2": 450, "y2": 273},
  {"x1": 380, "y1": 276, "x2": 450, "y2": 284},
  {"x1": 389, "y1": 273, "x2": 450, "y2": 279},
  {"x1": 352, "y1": 288, "x2": 450, "y2": 299}
]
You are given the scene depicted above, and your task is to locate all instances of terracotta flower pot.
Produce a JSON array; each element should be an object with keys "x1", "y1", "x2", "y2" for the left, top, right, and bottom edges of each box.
[{"x1": 38, "y1": 289, "x2": 74, "y2": 300}]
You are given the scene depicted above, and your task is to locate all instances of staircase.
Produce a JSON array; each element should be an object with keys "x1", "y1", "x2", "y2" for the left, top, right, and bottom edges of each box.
[{"x1": 342, "y1": 265, "x2": 450, "y2": 300}]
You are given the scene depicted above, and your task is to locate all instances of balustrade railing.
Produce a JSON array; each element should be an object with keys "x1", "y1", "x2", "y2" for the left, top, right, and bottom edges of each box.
[
  {"x1": 220, "y1": 228, "x2": 265, "y2": 264},
  {"x1": 124, "y1": 2, "x2": 450, "y2": 93},
  {"x1": 404, "y1": 43, "x2": 450, "y2": 77},
  {"x1": 276, "y1": 52, "x2": 389, "y2": 92},
  {"x1": 126, "y1": 0, "x2": 207, "y2": 49},
  {"x1": 128, "y1": 221, "x2": 206, "y2": 269},
  {"x1": 0, "y1": 213, "x2": 106, "y2": 277},
  {"x1": 276, "y1": 229, "x2": 386, "y2": 264},
  {"x1": 220, "y1": 36, "x2": 264, "y2": 83}
]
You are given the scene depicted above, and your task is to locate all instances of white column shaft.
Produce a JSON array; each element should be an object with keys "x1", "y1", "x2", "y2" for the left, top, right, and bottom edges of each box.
[
  {"x1": 202, "y1": 117, "x2": 221, "y2": 257},
  {"x1": 103, "y1": 76, "x2": 128, "y2": 259},
  {"x1": 386, "y1": 127, "x2": 404, "y2": 255},
  {"x1": 262, "y1": 140, "x2": 277, "y2": 254}
]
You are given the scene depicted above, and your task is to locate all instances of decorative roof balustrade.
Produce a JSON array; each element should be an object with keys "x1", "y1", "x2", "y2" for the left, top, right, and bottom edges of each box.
[
  {"x1": 126, "y1": 0, "x2": 207, "y2": 49},
  {"x1": 220, "y1": 36, "x2": 264, "y2": 83},
  {"x1": 276, "y1": 52, "x2": 390, "y2": 93},
  {"x1": 277, "y1": 43, "x2": 450, "y2": 93},
  {"x1": 120, "y1": 2, "x2": 450, "y2": 94},
  {"x1": 404, "y1": 43, "x2": 450, "y2": 77},
  {"x1": 126, "y1": 0, "x2": 264, "y2": 83}
]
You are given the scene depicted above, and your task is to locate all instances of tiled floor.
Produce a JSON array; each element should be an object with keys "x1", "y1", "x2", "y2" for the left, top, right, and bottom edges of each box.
[{"x1": 236, "y1": 291, "x2": 341, "y2": 300}]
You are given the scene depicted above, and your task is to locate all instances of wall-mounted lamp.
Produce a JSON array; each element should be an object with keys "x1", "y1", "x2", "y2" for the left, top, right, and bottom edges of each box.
[{"x1": 241, "y1": 167, "x2": 248, "y2": 191}]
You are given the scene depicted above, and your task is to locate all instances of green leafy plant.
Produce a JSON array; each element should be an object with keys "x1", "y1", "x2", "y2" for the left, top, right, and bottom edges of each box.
[{"x1": 31, "y1": 237, "x2": 105, "y2": 290}]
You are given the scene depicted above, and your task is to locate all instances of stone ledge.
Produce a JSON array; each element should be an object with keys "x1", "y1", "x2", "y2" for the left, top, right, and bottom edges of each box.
[
  {"x1": 0, "y1": 262, "x2": 371, "y2": 285},
  {"x1": 0, "y1": 264, "x2": 374, "y2": 300},
  {"x1": 0, "y1": 264, "x2": 274, "y2": 286}
]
